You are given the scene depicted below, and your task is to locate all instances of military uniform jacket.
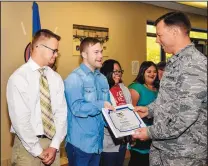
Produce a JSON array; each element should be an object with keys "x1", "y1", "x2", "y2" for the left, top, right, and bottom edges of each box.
[{"x1": 147, "y1": 43, "x2": 207, "y2": 160}]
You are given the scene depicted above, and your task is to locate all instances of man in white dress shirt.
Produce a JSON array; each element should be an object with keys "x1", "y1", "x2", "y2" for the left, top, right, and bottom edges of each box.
[{"x1": 6, "y1": 29, "x2": 67, "y2": 166}]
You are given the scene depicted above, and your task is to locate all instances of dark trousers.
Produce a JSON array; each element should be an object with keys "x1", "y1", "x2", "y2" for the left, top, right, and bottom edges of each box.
[
  {"x1": 128, "y1": 150, "x2": 149, "y2": 166},
  {"x1": 65, "y1": 142, "x2": 101, "y2": 166},
  {"x1": 100, "y1": 145, "x2": 126, "y2": 166}
]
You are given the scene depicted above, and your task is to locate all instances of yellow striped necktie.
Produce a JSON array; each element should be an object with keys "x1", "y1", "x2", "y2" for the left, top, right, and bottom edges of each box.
[{"x1": 39, "y1": 68, "x2": 56, "y2": 139}]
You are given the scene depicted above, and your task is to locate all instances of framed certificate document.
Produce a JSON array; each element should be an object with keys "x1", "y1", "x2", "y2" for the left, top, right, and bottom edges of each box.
[{"x1": 102, "y1": 104, "x2": 146, "y2": 138}]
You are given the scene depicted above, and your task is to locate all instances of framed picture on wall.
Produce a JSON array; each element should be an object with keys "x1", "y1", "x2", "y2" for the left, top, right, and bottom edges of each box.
[{"x1": 73, "y1": 24, "x2": 109, "y2": 57}]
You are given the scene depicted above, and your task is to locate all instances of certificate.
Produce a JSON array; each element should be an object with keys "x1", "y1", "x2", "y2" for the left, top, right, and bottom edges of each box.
[{"x1": 102, "y1": 104, "x2": 146, "y2": 138}]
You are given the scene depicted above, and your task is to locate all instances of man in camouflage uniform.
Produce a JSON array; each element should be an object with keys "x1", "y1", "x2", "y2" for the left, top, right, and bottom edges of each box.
[{"x1": 132, "y1": 12, "x2": 207, "y2": 166}]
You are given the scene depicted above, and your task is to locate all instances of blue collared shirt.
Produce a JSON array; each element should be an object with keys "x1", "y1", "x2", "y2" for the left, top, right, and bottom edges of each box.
[{"x1": 64, "y1": 63, "x2": 110, "y2": 154}]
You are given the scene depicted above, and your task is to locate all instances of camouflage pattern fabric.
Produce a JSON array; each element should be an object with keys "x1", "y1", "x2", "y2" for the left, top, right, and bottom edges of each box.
[
  {"x1": 147, "y1": 43, "x2": 207, "y2": 165},
  {"x1": 149, "y1": 145, "x2": 207, "y2": 166}
]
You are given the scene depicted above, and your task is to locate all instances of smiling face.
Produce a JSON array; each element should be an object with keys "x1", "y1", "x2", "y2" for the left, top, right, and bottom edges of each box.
[
  {"x1": 42, "y1": 38, "x2": 59, "y2": 66},
  {"x1": 33, "y1": 37, "x2": 59, "y2": 67},
  {"x1": 82, "y1": 43, "x2": 103, "y2": 71},
  {"x1": 156, "y1": 20, "x2": 176, "y2": 55},
  {"x1": 112, "y1": 63, "x2": 123, "y2": 85},
  {"x1": 144, "y1": 65, "x2": 157, "y2": 85}
]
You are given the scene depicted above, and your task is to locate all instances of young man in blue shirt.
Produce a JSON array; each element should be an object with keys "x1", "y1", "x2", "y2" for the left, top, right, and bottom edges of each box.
[{"x1": 64, "y1": 37, "x2": 114, "y2": 166}]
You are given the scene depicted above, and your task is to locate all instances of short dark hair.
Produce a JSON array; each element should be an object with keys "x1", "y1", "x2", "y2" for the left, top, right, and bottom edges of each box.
[
  {"x1": 155, "y1": 11, "x2": 191, "y2": 35},
  {"x1": 31, "y1": 29, "x2": 61, "y2": 49},
  {"x1": 133, "y1": 61, "x2": 159, "y2": 89},
  {"x1": 80, "y1": 37, "x2": 101, "y2": 54},
  {"x1": 100, "y1": 59, "x2": 123, "y2": 88},
  {"x1": 157, "y1": 61, "x2": 166, "y2": 70}
]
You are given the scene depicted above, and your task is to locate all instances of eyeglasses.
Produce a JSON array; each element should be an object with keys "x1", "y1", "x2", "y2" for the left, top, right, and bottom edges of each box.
[
  {"x1": 37, "y1": 44, "x2": 59, "y2": 55},
  {"x1": 112, "y1": 70, "x2": 124, "y2": 74}
]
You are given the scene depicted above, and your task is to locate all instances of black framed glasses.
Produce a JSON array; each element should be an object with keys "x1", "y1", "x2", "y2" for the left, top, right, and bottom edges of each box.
[
  {"x1": 112, "y1": 70, "x2": 124, "y2": 74},
  {"x1": 37, "y1": 44, "x2": 59, "y2": 55}
]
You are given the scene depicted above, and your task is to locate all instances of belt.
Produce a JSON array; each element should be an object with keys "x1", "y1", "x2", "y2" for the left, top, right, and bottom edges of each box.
[{"x1": 37, "y1": 135, "x2": 48, "y2": 139}]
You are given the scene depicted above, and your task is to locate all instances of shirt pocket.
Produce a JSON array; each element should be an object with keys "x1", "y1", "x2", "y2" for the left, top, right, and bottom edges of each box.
[
  {"x1": 101, "y1": 88, "x2": 109, "y2": 101},
  {"x1": 84, "y1": 87, "x2": 97, "y2": 102}
]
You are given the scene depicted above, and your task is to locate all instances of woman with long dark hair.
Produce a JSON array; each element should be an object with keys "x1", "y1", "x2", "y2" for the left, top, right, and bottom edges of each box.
[
  {"x1": 128, "y1": 61, "x2": 159, "y2": 166},
  {"x1": 100, "y1": 59, "x2": 132, "y2": 166}
]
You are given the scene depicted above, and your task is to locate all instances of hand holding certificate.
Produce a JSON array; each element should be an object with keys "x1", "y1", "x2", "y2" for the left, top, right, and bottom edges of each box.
[{"x1": 102, "y1": 104, "x2": 146, "y2": 138}]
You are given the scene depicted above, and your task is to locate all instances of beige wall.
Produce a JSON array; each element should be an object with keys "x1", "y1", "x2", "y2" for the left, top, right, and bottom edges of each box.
[{"x1": 1, "y1": 2, "x2": 207, "y2": 164}]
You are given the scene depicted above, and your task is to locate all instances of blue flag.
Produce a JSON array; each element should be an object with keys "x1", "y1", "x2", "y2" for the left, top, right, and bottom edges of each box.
[
  {"x1": 32, "y1": 1, "x2": 41, "y2": 36},
  {"x1": 24, "y1": 2, "x2": 41, "y2": 62}
]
